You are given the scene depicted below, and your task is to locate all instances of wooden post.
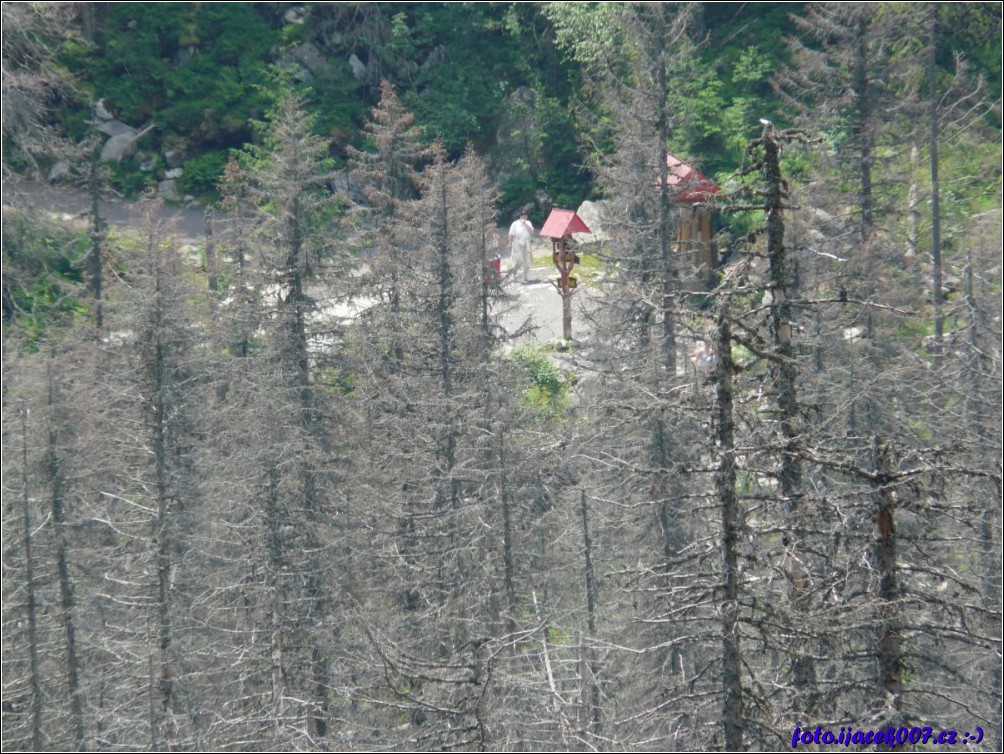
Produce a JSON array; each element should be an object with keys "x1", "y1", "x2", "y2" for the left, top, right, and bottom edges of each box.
[
  {"x1": 699, "y1": 208, "x2": 714, "y2": 270},
  {"x1": 551, "y1": 237, "x2": 578, "y2": 341}
]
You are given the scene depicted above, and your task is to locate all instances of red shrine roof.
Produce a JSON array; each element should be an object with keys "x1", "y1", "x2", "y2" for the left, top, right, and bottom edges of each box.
[
  {"x1": 540, "y1": 208, "x2": 592, "y2": 239},
  {"x1": 666, "y1": 152, "x2": 719, "y2": 203}
]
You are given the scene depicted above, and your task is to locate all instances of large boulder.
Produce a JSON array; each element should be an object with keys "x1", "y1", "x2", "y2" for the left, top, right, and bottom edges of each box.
[
  {"x1": 93, "y1": 98, "x2": 114, "y2": 121},
  {"x1": 283, "y1": 42, "x2": 331, "y2": 82},
  {"x1": 94, "y1": 118, "x2": 135, "y2": 138},
  {"x1": 158, "y1": 178, "x2": 182, "y2": 202},
  {"x1": 294, "y1": 42, "x2": 330, "y2": 75},
  {"x1": 533, "y1": 190, "x2": 553, "y2": 219},
  {"x1": 575, "y1": 200, "x2": 610, "y2": 243},
  {"x1": 99, "y1": 123, "x2": 154, "y2": 163},
  {"x1": 284, "y1": 5, "x2": 307, "y2": 24},
  {"x1": 348, "y1": 53, "x2": 367, "y2": 81},
  {"x1": 420, "y1": 45, "x2": 446, "y2": 74},
  {"x1": 329, "y1": 169, "x2": 367, "y2": 205},
  {"x1": 163, "y1": 149, "x2": 184, "y2": 169},
  {"x1": 100, "y1": 131, "x2": 139, "y2": 162},
  {"x1": 47, "y1": 160, "x2": 70, "y2": 183}
]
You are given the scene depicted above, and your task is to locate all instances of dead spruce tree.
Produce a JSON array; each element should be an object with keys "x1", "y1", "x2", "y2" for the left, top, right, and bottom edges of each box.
[
  {"x1": 347, "y1": 143, "x2": 541, "y2": 750},
  {"x1": 548, "y1": 4, "x2": 738, "y2": 748},
  {"x1": 348, "y1": 79, "x2": 428, "y2": 367},
  {"x1": 718, "y1": 118, "x2": 1002, "y2": 746},
  {"x1": 194, "y1": 90, "x2": 352, "y2": 747},
  {"x1": 45, "y1": 216, "x2": 208, "y2": 750}
]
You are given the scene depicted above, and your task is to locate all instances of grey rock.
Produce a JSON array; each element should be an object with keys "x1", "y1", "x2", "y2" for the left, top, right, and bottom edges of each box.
[
  {"x1": 174, "y1": 45, "x2": 195, "y2": 67},
  {"x1": 329, "y1": 169, "x2": 367, "y2": 205},
  {"x1": 163, "y1": 149, "x2": 184, "y2": 168},
  {"x1": 290, "y1": 65, "x2": 313, "y2": 83},
  {"x1": 509, "y1": 85, "x2": 536, "y2": 108},
  {"x1": 48, "y1": 160, "x2": 70, "y2": 183},
  {"x1": 158, "y1": 178, "x2": 181, "y2": 202},
  {"x1": 575, "y1": 200, "x2": 609, "y2": 242},
  {"x1": 420, "y1": 45, "x2": 446, "y2": 73},
  {"x1": 165, "y1": 167, "x2": 183, "y2": 179},
  {"x1": 100, "y1": 132, "x2": 139, "y2": 162},
  {"x1": 284, "y1": 6, "x2": 306, "y2": 24},
  {"x1": 94, "y1": 118, "x2": 135, "y2": 137},
  {"x1": 99, "y1": 123, "x2": 154, "y2": 163},
  {"x1": 348, "y1": 53, "x2": 367, "y2": 80},
  {"x1": 94, "y1": 98, "x2": 113, "y2": 120},
  {"x1": 290, "y1": 42, "x2": 330, "y2": 75},
  {"x1": 532, "y1": 191, "x2": 553, "y2": 221}
]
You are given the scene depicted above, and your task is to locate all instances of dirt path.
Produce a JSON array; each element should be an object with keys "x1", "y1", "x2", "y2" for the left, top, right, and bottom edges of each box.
[
  {"x1": 498, "y1": 247, "x2": 597, "y2": 346},
  {"x1": 4, "y1": 177, "x2": 595, "y2": 345},
  {"x1": 4, "y1": 177, "x2": 209, "y2": 242}
]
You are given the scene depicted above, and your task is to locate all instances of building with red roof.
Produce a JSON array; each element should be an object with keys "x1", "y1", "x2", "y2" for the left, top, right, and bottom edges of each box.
[{"x1": 665, "y1": 152, "x2": 719, "y2": 280}]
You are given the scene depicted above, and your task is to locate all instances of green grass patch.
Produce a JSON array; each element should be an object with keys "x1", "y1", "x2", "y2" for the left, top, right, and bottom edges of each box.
[
  {"x1": 509, "y1": 345, "x2": 572, "y2": 418},
  {"x1": 547, "y1": 627, "x2": 576, "y2": 646},
  {"x1": 3, "y1": 212, "x2": 91, "y2": 349}
]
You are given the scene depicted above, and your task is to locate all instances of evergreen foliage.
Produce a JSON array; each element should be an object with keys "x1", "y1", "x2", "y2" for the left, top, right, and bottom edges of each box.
[{"x1": 63, "y1": 3, "x2": 277, "y2": 148}]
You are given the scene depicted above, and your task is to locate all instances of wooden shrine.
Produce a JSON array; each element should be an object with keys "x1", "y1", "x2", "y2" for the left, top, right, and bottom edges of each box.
[
  {"x1": 666, "y1": 152, "x2": 720, "y2": 281},
  {"x1": 540, "y1": 208, "x2": 592, "y2": 341}
]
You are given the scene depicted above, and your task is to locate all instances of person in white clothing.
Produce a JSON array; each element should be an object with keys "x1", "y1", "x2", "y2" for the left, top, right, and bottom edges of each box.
[{"x1": 508, "y1": 209, "x2": 534, "y2": 283}]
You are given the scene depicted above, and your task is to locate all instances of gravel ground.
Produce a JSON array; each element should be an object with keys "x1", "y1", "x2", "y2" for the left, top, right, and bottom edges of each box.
[
  {"x1": 4, "y1": 179, "x2": 597, "y2": 347},
  {"x1": 4, "y1": 177, "x2": 210, "y2": 241}
]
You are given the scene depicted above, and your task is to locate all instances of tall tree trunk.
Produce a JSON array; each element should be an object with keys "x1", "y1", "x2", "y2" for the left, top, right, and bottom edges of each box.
[
  {"x1": 907, "y1": 140, "x2": 921, "y2": 274},
  {"x1": 762, "y1": 127, "x2": 816, "y2": 710},
  {"x1": 579, "y1": 491, "x2": 602, "y2": 739},
  {"x1": 480, "y1": 226, "x2": 492, "y2": 350},
  {"x1": 653, "y1": 413, "x2": 686, "y2": 683},
  {"x1": 150, "y1": 254, "x2": 176, "y2": 741},
  {"x1": 499, "y1": 429, "x2": 517, "y2": 629},
  {"x1": 204, "y1": 207, "x2": 218, "y2": 299},
  {"x1": 20, "y1": 400, "x2": 44, "y2": 751},
  {"x1": 87, "y1": 145, "x2": 105, "y2": 331},
  {"x1": 854, "y1": 14, "x2": 874, "y2": 242},
  {"x1": 287, "y1": 197, "x2": 311, "y2": 404},
  {"x1": 47, "y1": 364, "x2": 87, "y2": 750},
  {"x1": 656, "y1": 22, "x2": 677, "y2": 373},
  {"x1": 872, "y1": 437, "x2": 902, "y2": 716},
  {"x1": 714, "y1": 313, "x2": 744, "y2": 751},
  {"x1": 433, "y1": 164, "x2": 461, "y2": 577},
  {"x1": 928, "y1": 9, "x2": 944, "y2": 357},
  {"x1": 965, "y1": 250, "x2": 1002, "y2": 750},
  {"x1": 264, "y1": 465, "x2": 287, "y2": 735},
  {"x1": 283, "y1": 186, "x2": 332, "y2": 741},
  {"x1": 435, "y1": 173, "x2": 454, "y2": 400}
]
